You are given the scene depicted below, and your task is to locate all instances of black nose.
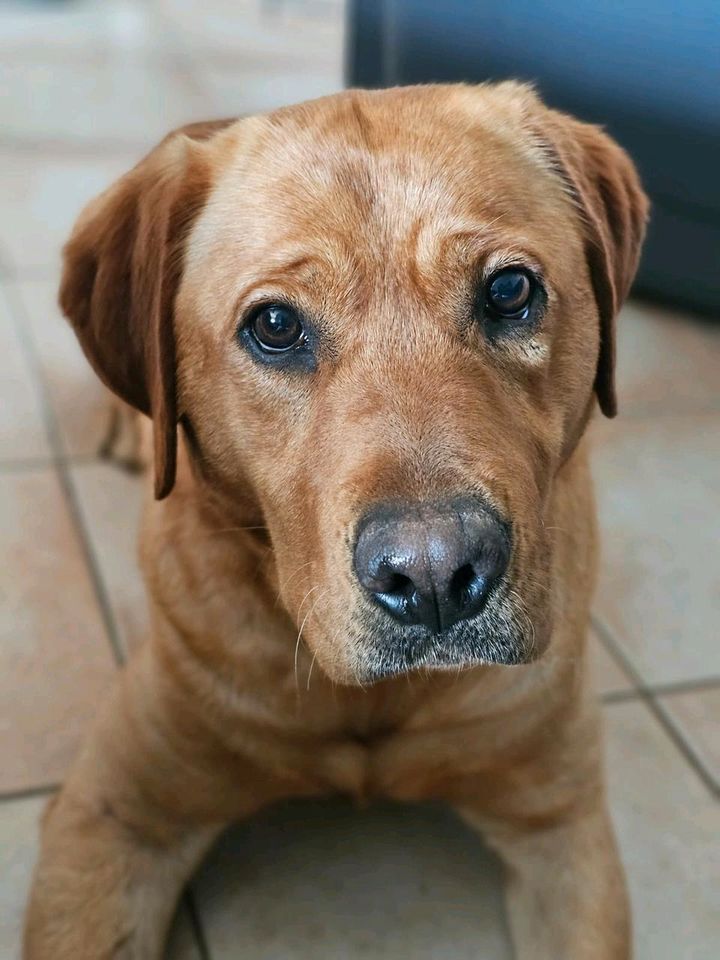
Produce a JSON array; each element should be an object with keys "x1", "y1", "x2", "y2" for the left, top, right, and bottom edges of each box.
[{"x1": 353, "y1": 499, "x2": 510, "y2": 634}]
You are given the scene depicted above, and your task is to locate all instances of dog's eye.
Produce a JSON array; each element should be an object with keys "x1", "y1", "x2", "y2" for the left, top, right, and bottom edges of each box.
[
  {"x1": 238, "y1": 301, "x2": 315, "y2": 371},
  {"x1": 250, "y1": 303, "x2": 305, "y2": 352},
  {"x1": 485, "y1": 269, "x2": 534, "y2": 319}
]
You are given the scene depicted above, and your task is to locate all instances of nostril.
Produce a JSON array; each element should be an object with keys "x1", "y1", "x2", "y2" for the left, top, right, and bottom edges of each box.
[
  {"x1": 449, "y1": 562, "x2": 489, "y2": 615},
  {"x1": 450, "y1": 563, "x2": 477, "y2": 600},
  {"x1": 374, "y1": 571, "x2": 414, "y2": 597},
  {"x1": 367, "y1": 568, "x2": 419, "y2": 625},
  {"x1": 354, "y1": 499, "x2": 511, "y2": 632}
]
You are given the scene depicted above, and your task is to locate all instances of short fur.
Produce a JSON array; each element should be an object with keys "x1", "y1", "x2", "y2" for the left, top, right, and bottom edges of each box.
[{"x1": 25, "y1": 83, "x2": 647, "y2": 960}]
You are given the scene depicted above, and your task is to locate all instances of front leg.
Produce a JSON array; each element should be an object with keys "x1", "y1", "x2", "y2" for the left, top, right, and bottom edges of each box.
[
  {"x1": 462, "y1": 801, "x2": 630, "y2": 960},
  {"x1": 25, "y1": 795, "x2": 218, "y2": 960},
  {"x1": 454, "y1": 690, "x2": 630, "y2": 960},
  {"x1": 24, "y1": 646, "x2": 288, "y2": 960}
]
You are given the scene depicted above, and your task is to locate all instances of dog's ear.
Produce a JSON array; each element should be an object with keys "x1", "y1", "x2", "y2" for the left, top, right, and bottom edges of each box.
[
  {"x1": 59, "y1": 119, "x2": 234, "y2": 498},
  {"x1": 537, "y1": 110, "x2": 649, "y2": 417}
]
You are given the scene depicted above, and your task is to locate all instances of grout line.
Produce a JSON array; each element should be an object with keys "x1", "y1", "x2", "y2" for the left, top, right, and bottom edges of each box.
[
  {"x1": 609, "y1": 403, "x2": 720, "y2": 421},
  {"x1": 0, "y1": 783, "x2": 59, "y2": 806},
  {"x1": 593, "y1": 614, "x2": 719, "y2": 798},
  {"x1": 643, "y1": 696, "x2": 719, "y2": 798},
  {"x1": 0, "y1": 456, "x2": 61, "y2": 474},
  {"x1": 4, "y1": 265, "x2": 60, "y2": 283},
  {"x1": 601, "y1": 688, "x2": 644, "y2": 705},
  {"x1": 591, "y1": 614, "x2": 641, "y2": 691},
  {"x1": 149, "y1": 1, "x2": 215, "y2": 104},
  {"x1": 185, "y1": 888, "x2": 213, "y2": 960},
  {"x1": 0, "y1": 238, "x2": 19, "y2": 281},
  {"x1": 0, "y1": 133, "x2": 150, "y2": 159},
  {"x1": 642, "y1": 675, "x2": 720, "y2": 698},
  {"x1": 599, "y1": 681, "x2": 720, "y2": 704},
  {"x1": 587, "y1": 404, "x2": 720, "y2": 436},
  {"x1": 0, "y1": 45, "x2": 175, "y2": 69},
  {"x1": 0, "y1": 452, "x2": 100, "y2": 473},
  {"x1": 55, "y1": 466, "x2": 127, "y2": 665},
  {"x1": 2, "y1": 282, "x2": 126, "y2": 667},
  {"x1": 600, "y1": 677, "x2": 720, "y2": 703},
  {"x1": 0, "y1": 40, "x2": 341, "y2": 72}
]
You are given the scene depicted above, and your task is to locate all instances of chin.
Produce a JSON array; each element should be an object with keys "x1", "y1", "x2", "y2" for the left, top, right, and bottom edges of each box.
[{"x1": 343, "y1": 598, "x2": 545, "y2": 685}]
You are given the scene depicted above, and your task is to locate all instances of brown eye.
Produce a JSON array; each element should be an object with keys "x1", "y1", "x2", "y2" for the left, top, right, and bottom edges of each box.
[
  {"x1": 250, "y1": 303, "x2": 305, "y2": 352},
  {"x1": 486, "y1": 269, "x2": 533, "y2": 318}
]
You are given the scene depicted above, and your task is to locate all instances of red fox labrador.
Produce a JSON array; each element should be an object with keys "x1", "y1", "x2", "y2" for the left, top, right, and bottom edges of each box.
[{"x1": 24, "y1": 82, "x2": 647, "y2": 959}]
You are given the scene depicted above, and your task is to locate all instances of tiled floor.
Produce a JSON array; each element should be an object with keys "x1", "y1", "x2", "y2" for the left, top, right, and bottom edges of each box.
[{"x1": 0, "y1": 2, "x2": 718, "y2": 958}]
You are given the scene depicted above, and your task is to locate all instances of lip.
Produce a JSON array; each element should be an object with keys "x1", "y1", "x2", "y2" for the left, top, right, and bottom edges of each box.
[{"x1": 350, "y1": 607, "x2": 529, "y2": 684}]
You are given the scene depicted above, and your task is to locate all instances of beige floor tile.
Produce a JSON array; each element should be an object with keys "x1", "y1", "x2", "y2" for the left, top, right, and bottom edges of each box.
[
  {"x1": 0, "y1": 149, "x2": 140, "y2": 274},
  {"x1": 195, "y1": 799, "x2": 512, "y2": 959},
  {"x1": 0, "y1": 285, "x2": 50, "y2": 462},
  {"x1": 605, "y1": 701, "x2": 720, "y2": 958},
  {"x1": 193, "y1": 700, "x2": 720, "y2": 959},
  {"x1": 0, "y1": 793, "x2": 201, "y2": 960},
  {"x1": 70, "y1": 461, "x2": 150, "y2": 657},
  {"x1": 0, "y1": 0, "x2": 163, "y2": 60},
  {"x1": 0, "y1": 469, "x2": 117, "y2": 792},
  {"x1": 0, "y1": 794, "x2": 47, "y2": 958},
  {"x1": 14, "y1": 279, "x2": 110, "y2": 458},
  {"x1": 0, "y1": 58, "x2": 207, "y2": 148},
  {"x1": 200, "y1": 62, "x2": 343, "y2": 116},
  {"x1": 183, "y1": 0, "x2": 344, "y2": 116},
  {"x1": 5, "y1": 707, "x2": 717, "y2": 960},
  {"x1": 615, "y1": 300, "x2": 720, "y2": 416},
  {"x1": 159, "y1": 0, "x2": 344, "y2": 63},
  {"x1": 591, "y1": 413, "x2": 720, "y2": 686},
  {"x1": 659, "y1": 687, "x2": 720, "y2": 788},
  {"x1": 588, "y1": 627, "x2": 633, "y2": 697}
]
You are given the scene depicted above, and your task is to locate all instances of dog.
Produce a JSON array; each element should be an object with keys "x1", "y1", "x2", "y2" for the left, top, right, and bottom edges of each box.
[{"x1": 24, "y1": 82, "x2": 647, "y2": 959}]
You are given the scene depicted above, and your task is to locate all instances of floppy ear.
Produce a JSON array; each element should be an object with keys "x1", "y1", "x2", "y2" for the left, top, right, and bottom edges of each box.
[
  {"x1": 59, "y1": 119, "x2": 234, "y2": 498},
  {"x1": 537, "y1": 111, "x2": 649, "y2": 417}
]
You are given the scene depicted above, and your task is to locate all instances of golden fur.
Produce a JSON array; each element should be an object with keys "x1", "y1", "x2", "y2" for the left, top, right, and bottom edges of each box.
[{"x1": 24, "y1": 83, "x2": 647, "y2": 959}]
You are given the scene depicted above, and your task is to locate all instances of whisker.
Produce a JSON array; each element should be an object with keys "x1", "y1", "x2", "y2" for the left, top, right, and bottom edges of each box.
[
  {"x1": 508, "y1": 587, "x2": 537, "y2": 657},
  {"x1": 201, "y1": 525, "x2": 269, "y2": 537},
  {"x1": 295, "y1": 584, "x2": 322, "y2": 626},
  {"x1": 306, "y1": 651, "x2": 318, "y2": 691},
  {"x1": 277, "y1": 559, "x2": 316, "y2": 605},
  {"x1": 294, "y1": 587, "x2": 327, "y2": 693}
]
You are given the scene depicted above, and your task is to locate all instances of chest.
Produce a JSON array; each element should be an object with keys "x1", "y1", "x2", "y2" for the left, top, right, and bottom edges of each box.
[{"x1": 288, "y1": 668, "x2": 554, "y2": 804}]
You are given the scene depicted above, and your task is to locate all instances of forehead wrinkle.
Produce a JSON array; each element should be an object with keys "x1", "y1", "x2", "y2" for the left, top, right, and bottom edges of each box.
[
  {"x1": 231, "y1": 85, "x2": 576, "y2": 239},
  {"x1": 259, "y1": 142, "x2": 562, "y2": 296},
  {"x1": 414, "y1": 214, "x2": 507, "y2": 274},
  {"x1": 234, "y1": 256, "x2": 325, "y2": 302},
  {"x1": 249, "y1": 114, "x2": 473, "y2": 239},
  {"x1": 192, "y1": 93, "x2": 582, "y2": 327}
]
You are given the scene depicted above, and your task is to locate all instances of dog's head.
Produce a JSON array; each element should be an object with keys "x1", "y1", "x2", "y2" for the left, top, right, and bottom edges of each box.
[{"x1": 60, "y1": 84, "x2": 647, "y2": 684}]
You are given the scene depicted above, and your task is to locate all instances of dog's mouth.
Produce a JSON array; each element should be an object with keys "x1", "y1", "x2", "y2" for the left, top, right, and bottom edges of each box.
[{"x1": 347, "y1": 589, "x2": 538, "y2": 683}]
